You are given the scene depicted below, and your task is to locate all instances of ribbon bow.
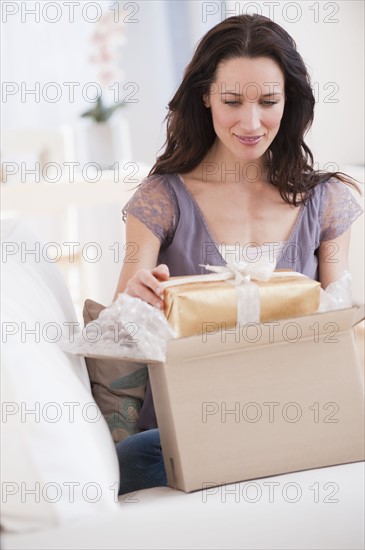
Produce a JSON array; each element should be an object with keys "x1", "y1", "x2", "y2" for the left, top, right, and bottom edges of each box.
[{"x1": 200, "y1": 256, "x2": 276, "y2": 285}]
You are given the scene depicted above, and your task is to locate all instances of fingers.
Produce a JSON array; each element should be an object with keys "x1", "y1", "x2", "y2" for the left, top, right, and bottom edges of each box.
[
  {"x1": 152, "y1": 264, "x2": 170, "y2": 281},
  {"x1": 124, "y1": 268, "x2": 168, "y2": 310}
]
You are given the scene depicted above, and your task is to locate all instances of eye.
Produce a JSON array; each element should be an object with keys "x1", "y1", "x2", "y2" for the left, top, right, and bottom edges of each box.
[
  {"x1": 261, "y1": 100, "x2": 279, "y2": 107},
  {"x1": 223, "y1": 100, "x2": 240, "y2": 107}
]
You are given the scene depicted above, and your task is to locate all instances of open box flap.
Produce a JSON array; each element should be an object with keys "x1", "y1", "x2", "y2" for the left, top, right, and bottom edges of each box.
[
  {"x1": 68, "y1": 306, "x2": 364, "y2": 366},
  {"x1": 165, "y1": 305, "x2": 364, "y2": 365},
  {"x1": 68, "y1": 350, "x2": 162, "y2": 366}
]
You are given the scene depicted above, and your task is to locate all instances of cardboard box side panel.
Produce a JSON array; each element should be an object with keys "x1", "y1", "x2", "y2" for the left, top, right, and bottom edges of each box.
[
  {"x1": 349, "y1": 329, "x2": 365, "y2": 391},
  {"x1": 153, "y1": 325, "x2": 365, "y2": 492},
  {"x1": 147, "y1": 363, "x2": 186, "y2": 490},
  {"x1": 353, "y1": 303, "x2": 365, "y2": 326}
]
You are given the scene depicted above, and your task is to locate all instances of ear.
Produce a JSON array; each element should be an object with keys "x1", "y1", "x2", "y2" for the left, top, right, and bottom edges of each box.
[{"x1": 203, "y1": 93, "x2": 211, "y2": 108}]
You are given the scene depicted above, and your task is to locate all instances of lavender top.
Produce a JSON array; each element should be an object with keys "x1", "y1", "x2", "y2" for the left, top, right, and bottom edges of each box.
[
  {"x1": 123, "y1": 173, "x2": 363, "y2": 429},
  {"x1": 123, "y1": 173, "x2": 362, "y2": 280}
]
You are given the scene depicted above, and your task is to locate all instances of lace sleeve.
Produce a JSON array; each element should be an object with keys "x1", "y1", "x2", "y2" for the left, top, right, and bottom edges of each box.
[
  {"x1": 122, "y1": 174, "x2": 179, "y2": 247},
  {"x1": 319, "y1": 178, "x2": 363, "y2": 241}
]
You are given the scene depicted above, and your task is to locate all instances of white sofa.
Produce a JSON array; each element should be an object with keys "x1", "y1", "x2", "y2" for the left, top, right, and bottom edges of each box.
[
  {"x1": 1, "y1": 168, "x2": 364, "y2": 549},
  {"x1": 3, "y1": 464, "x2": 365, "y2": 550}
]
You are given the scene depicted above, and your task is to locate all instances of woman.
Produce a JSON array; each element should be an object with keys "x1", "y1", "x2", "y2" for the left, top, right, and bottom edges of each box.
[{"x1": 113, "y1": 14, "x2": 362, "y2": 494}]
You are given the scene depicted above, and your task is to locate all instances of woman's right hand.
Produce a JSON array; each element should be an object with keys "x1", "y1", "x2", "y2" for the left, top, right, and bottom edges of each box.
[{"x1": 124, "y1": 264, "x2": 170, "y2": 310}]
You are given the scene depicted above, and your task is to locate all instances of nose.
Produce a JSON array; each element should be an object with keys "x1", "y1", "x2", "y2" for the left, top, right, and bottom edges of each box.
[{"x1": 238, "y1": 103, "x2": 261, "y2": 133}]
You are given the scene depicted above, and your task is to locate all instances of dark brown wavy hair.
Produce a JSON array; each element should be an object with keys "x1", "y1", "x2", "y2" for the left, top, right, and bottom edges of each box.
[{"x1": 149, "y1": 14, "x2": 357, "y2": 205}]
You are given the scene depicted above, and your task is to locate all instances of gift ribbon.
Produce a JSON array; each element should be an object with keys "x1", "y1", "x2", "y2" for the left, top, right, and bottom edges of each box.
[
  {"x1": 200, "y1": 256, "x2": 277, "y2": 284},
  {"x1": 160, "y1": 256, "x2": 281, "y2": 289},
  {"x1": 199, "y1": 257, "x2": 278, "y2": 323}
]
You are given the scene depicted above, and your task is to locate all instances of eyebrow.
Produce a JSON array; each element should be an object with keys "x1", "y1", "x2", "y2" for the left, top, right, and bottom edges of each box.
[{"x1": 220, "y1": 91, "x2": 282, "y2": 96}]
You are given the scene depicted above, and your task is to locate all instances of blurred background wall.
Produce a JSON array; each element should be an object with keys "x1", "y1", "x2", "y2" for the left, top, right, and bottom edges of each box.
[{"x1": 2, "y1": 0, "x2": 363, "y2": 168}]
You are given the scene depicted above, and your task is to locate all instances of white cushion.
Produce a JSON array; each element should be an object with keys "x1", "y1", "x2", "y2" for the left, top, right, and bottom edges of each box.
[{"x1": 1, "y1": 220, "x2": 119, "y2": 533}]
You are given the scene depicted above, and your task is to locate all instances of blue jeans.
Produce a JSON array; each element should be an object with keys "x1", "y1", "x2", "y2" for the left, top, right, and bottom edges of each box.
[{"x1": 116, "y1": 428, "x2": 167, "y2": 495}]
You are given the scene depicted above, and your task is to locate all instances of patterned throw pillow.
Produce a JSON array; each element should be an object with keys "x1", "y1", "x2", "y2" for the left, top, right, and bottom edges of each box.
[{"x1": 83, "y1": 299, "x2": 148, "y2": 444}]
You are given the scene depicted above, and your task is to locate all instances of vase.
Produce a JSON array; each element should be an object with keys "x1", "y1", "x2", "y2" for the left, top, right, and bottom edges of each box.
[
  {"x1": 85, "y1": 121, "x2": 116, "y2": 170},
  {"x1": 75, "y1": 116, "x2": 132, "y2": 171}
]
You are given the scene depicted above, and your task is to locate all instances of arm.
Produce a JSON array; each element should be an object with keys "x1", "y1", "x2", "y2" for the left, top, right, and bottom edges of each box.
[
  {"x1": 113, "y1": 213, "x2": 169, "y2": 309},
  {"x1": 317, "y1": 178, "x2": 362, "y2": 289},
  {"x1": 318, "y1": 227, "x2": 351, "y2": 289}
]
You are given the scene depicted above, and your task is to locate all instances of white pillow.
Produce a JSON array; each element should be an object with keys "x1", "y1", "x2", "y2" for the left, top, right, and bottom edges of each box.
[{"x1": 1, "y1": 220, "x2": 120, "y2": 533}]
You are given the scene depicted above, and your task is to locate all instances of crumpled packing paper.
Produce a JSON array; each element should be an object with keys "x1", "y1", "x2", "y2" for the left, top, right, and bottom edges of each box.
[{"x1": 60, "y1": 293, "x2": 175, "y2": 363}]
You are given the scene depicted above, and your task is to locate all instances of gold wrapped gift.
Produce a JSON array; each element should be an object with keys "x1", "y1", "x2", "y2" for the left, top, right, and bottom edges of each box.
[{"x1": 162, "y1": 270, "x2": 321, "y2": 338}]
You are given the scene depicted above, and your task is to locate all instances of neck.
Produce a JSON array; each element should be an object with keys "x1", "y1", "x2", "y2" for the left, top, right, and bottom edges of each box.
[{"x1": 199, "y1": 140, "x2": 268, "y2": 184}]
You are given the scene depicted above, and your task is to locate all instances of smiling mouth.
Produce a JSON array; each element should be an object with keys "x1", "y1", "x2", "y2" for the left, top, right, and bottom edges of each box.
[{"x1": 234, "y1": 135, "x2": 263, "y2": 145}]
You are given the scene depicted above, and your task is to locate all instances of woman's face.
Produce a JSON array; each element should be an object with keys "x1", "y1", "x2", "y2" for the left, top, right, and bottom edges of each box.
[{"x1": 204, "y1": 56, "x2": 285, "y2": 167}]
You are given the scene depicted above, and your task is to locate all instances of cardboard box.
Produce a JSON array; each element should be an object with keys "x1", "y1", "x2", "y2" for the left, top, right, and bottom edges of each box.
[{"x1": 148, "y1": 306, "x2": 365, "y2": 492}]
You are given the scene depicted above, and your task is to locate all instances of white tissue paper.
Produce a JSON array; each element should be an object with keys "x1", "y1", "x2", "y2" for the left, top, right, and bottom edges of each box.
[
  {"x1": 318, "y1": 270, "x2": 353, "y2": 312},
  {"x1": 60, "y1": 293, "x2": 175, "y2": 362}
]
